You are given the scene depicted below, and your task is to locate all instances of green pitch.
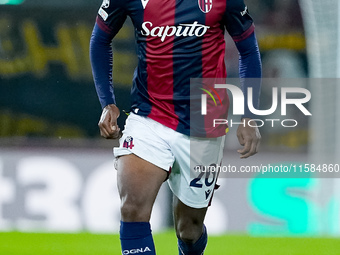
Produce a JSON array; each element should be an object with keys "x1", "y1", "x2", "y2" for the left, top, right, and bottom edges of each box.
[{"x1": 0, "y1": 231, "x2": 340, "y2": 255}]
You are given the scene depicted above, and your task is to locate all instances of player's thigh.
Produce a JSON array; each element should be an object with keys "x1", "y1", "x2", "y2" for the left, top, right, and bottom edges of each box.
[
  {"x1": 114, "y1": 114, "x2": 175, "y2": 221},
  {"x1": 117, "y1": 154, "x2": 167, "y2": 210},
  {"x1": 117, "y1": 154, "x2": 167, "y2": 222}
]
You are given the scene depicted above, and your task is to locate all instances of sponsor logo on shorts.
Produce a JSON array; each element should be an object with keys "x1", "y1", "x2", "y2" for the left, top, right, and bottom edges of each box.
[
  {"x1": 123, "y1": 136, "x2": 135, "y2": 149},
  {"x1": 205, "y1": 189, "x2": 212, "y2": 199}
]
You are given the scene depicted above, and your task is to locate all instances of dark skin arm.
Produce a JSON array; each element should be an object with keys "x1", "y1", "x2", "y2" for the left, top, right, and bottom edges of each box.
[
  {"x1": 237, "y1": 118, "x2": 261, "y2": 158},
  {"x1": 98, "y1": 104, "x2": 121, "y2": 139}
]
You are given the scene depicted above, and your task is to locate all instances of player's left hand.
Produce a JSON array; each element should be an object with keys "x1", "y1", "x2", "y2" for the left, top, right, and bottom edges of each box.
[{"x1": 236, "y1": 118, "x2": 261, "y2": 159}]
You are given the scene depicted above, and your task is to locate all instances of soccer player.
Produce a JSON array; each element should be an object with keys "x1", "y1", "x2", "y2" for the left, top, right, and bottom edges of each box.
[{"x1": 90, "y1": 0, "x2": 261, "y2": 254}]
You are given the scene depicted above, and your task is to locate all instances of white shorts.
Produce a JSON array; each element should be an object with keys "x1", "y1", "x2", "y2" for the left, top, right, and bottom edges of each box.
[{"x1": 114, "y1": 113, "x2": 225, "y2": 208}]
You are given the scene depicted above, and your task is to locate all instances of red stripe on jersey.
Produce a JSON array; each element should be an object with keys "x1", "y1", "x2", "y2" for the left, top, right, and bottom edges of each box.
[
  {"x1": 96, "y1": 16, "x2": 113, "y2": 34},
  {"x1": 202, "y1": 0, "x2": 227, "y2": 79},
  {"x1": 202, "y1": 1, "x2": 229, "y2": 137},
  {"x1": 232, "y1": 24, "x2": 255, "y2": 42},
  {"x1": 144, "y1": 0, "x2": 179, "y2": 130}
]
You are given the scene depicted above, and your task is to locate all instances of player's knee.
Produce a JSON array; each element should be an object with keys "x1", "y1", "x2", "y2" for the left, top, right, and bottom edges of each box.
[
  {"x1": 120, "y1": 199, "x2": 151, "y2": 222},
  {"x1": 176, "y1": 219, "x2": 203, "y2": 244}
]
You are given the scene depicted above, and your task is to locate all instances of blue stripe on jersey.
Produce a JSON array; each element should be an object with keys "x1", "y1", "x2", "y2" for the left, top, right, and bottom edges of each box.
[
  {"x1": 129, "y1": 1, "x2": 153, "y2": 116},
  {"x1": 173, "y1": 0, "x2": 206, "y2": 135},
  {"x1": 130, "y1": 42, "x2": 153, "y2": 116}
]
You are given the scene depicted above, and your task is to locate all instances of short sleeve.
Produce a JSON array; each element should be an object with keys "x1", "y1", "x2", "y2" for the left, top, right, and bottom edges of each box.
[
  {"x1": 223, "y1": 0, "x2": 255, "y2": 42},
  {"x1": 96, "y1": 0, "x2": 128, "y2": 37}
]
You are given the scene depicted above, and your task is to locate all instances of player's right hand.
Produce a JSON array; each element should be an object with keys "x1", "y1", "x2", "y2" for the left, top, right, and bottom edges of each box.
[{"x1": 98, "y1": 104, "x2": 120, "y2": 139}]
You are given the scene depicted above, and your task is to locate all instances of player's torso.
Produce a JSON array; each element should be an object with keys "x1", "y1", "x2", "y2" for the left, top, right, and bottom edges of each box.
[
  {"x1": 127, "y1": 0, "x2": 228, "y2": 133},
  {"x1": 99, "y1": 0, "x2": 230, "y2": 135}
]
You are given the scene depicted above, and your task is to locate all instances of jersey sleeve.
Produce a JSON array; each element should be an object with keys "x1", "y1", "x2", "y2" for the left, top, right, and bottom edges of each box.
[
  {"x1": 236, "y1": 33, "x2": 262, "y2": 119},
  {"x1": 223, "y1": 0, "x2": 255, "y2": 42},
  {"x1": 224, "y1": 0, "x2": 262, "y2": 119},
  {"x1": 96, "y1": 0, "x2": 128, "y2": 37},
  {"x1": 90, "y1": 0, "x2": 128, "y2": 108}
]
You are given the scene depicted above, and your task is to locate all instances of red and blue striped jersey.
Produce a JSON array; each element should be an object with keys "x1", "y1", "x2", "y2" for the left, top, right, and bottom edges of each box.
[{"x1": 95, "y1": 0, "x2": 255, "y2": 137}]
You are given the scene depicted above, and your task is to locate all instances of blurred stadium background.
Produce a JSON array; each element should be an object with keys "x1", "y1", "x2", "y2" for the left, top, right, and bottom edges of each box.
[{"x1": 1, "y1": 0, "x2": 340, "y2": 254}]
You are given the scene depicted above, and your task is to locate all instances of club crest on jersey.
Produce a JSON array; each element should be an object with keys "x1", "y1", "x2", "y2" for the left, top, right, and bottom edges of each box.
[
  {"x1": 123, "y1": 136, "x2": 135, "y2": 149},
  {"x1": 198, "y1": 0, "x2": 212, "y2": 13}
]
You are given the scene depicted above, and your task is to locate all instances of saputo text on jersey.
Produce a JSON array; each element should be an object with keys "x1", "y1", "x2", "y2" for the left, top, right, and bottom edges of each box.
[{"x1": 141, "y1": 21, "x2": 210, "y2": 42}]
